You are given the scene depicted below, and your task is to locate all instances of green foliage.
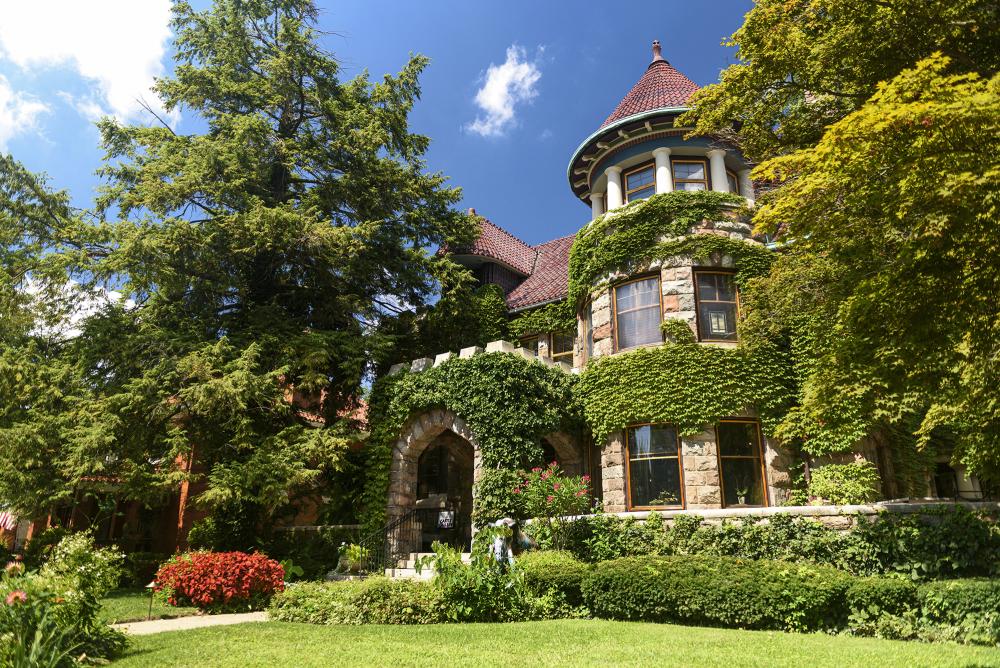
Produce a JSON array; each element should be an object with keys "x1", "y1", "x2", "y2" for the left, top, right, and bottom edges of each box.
[
  {"x1": 268, "y1": 578, "x2": 445, "y2": 625},
  {"x1": 918, "y1": 579, "x2": 1000, "y2": 645},
  {"x1": 517, "y1": 550, "x2": 591, "y2": 608},
  {"x1": 809, "y1": 462, "x2": 882, "y2": 505},
  {"x1": 361, "y1": 353, "x2": 582, "y2": 533},
  {"x1": 680, "y1": 0, "x2": 999, "y2": 160},
  {"x1": 22, "y1": 527, "x2": 72, "y2": 570},
  {"x1": 0, "y1": 0, "x2": 477, "y2": 520},
  {"x1": 568, "y1": 190, "x2": 759, "y2": 305},
  {"x1": 262, "y1": 527, "x2": 359, "y2": 581},
  {"x1": 578, "y1": 343, "x2": 795, "y2": 440},
  {"x1": 517, "y1": 462, "x2": 590, "y2": 521},
  {"x1": 739, "y1": 55, "x2": 1000, "y2": 478},
  {"x1": 846, "y1": 577, "x2": 919, "y2": 619},
  {"x1": 659, "y1": 318, "x2": 696, "y2": 344},
  {"x1": 550, "y1": 507, "x2": 1000, "y2": 581},
  {"x1": 472, "y1": 469, "x2": 526, "y2": 525},
  {"x1": 582, "y1": 554, "x2": 853, "y2": 631},
  {"x1": 509, "y1": 300, "x2": 576, "y2": 338},
  {"x1": 0, "y1": 532, "x2": 128, "y2": 665},
  {"x1": 122, "y1": 552, "x2": 170, "y2": 589}
]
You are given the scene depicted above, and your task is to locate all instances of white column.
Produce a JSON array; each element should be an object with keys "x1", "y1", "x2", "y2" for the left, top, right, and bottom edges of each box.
[
  {"x1": 652, "y1": 147, "x2": 673, "y2": 194},
  {"x1": 737, "y1": 168, "x2": 755, "y2": 204},
  {"x1": 590, "y1": 192, "x2": 605, "y2": 219},
  {"x1": 605, "y1": 166, "x2": 623, "y2": 210},
  {"x1": 707, "y1": 149, "x2": 729, "y2": 193}
]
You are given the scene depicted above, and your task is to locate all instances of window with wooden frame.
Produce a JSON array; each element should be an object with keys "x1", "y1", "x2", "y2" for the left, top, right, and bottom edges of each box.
[
  {"x1": 613, "y1": 275, "x2": 662, "y2": 351},
  {"x1": 623, "y1": 163, "x2": 656, "y2": 202},
  {"x1": 549, "y1": 332, "x2": 574, "y2": 363},
  {"x1": 726, "y1": 170, "x2": 740, "y2": 195},
  {"x1": 626, "y1": 424, "x2": 684, "y2": 509},
  {"x1": 694, "y1": 270, "x2": 738, "y2": 342},
  {"x1": 715, "y1": 420, "x2": 768, "y2": 507},
  {"x1": 671, "y1": 158, "x2": 709, "y2": 191},
  {"x1": 518, "y1": 335, "x2": 541, "y2": 355}
]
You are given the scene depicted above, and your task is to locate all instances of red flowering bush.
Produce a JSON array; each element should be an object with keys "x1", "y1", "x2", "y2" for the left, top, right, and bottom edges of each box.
[{"x1": 155, "y1": 551, "x2": 284, "y2": 612}]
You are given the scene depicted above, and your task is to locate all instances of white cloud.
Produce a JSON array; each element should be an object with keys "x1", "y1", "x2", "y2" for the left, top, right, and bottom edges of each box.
[
  {"x1": 0, "y1": 75, "x2": 48, "y2": 149},
  {"x1": 466, "y1": 45, "x2": 542, "y2": 138},
  {"x1": 0, "y1": 1, "x2": 175, "y2": 125}
]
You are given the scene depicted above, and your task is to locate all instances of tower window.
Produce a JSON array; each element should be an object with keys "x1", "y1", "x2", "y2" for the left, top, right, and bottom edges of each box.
[
  {"x1": 716, "y1": 420, "x2": 767, "y2": 507},
  {"x1": 694, "y1": 271, "x2": 738, "y2": 341},
  {"x1": 626, "y1": 423, "x2": 684, "y2": 509},
  {"x1": 624, "y1": 163, "x2": 655, "y2": 202},
  {"x1": 672, "y1": 159, "x2": 709, "y2": 191},
  {"x1": 614, "y1": 276, "x2": 662, "y2": 350},
  {"x1": 726, "y1": 170, "x2": 740, "y2": 195}
]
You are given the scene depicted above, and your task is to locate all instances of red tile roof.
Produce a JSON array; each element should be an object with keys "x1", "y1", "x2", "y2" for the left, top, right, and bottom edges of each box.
[
  {"x1": 601, "y1": 59, "x2": 699, "y2": 128},
  {"x1": 506, "y1": 234, "x2": 574, "y2": 311},
  {"x1": 452, "y1": 217, "x2": 536, "y2": 276}
]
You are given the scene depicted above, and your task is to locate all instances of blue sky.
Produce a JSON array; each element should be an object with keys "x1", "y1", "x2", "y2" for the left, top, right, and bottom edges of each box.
[{"x1": 0, "y1": 0, "x2": 752, "y2": 245}]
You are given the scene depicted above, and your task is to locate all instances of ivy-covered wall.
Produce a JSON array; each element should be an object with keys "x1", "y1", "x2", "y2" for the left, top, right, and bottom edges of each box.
[{"x1": 361, "y1": 353, "x2": 582, "y2": 533}]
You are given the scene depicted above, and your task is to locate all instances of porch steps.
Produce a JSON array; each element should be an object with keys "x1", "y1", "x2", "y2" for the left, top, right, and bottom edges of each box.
[{"x1": 385, "y1": 552, "x2": 472, "y2": 580}]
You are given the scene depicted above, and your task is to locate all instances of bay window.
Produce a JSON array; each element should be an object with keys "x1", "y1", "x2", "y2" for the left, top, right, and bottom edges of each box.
[
  {"x1": 624, "y1": 163, "x2": 655, "y2": 202},
  {"x1": 671, "y1": 159, "x2": 709, "y2": 191},
  {"x1": 613, "y1": 276, "x2": 662, "y2": 350}
]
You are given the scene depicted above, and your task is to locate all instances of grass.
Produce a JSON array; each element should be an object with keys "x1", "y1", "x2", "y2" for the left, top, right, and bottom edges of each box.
[
  {"x1": 100, "y1": 589, "x2": 199, "y2": 624},
  {"x1": 113, "y1": 619, "x2": 1000, "y2": 667}
]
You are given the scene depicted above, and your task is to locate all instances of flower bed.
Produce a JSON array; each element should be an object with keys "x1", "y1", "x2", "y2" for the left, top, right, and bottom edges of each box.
[{"x1": 155, "y1": 551, "x2": 284, "y2": 612}]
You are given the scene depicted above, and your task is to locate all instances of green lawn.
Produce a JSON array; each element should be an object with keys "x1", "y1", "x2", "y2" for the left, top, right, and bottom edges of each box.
[
  {"x1": 113, "y1": 620, "x2": 1000, "y2": 667},
  {"x1": 100, "y1": 589, "x2": 199, "y2": 624}
]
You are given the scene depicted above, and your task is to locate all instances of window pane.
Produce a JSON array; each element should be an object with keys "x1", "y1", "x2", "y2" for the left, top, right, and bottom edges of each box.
[
  {"x1": 718, "y1": 422, "x2": 760, "y2": 457},
  {"x1": 715, "y1": 274, "x2": 737, "y2": 301},
  {"x1": 551, "y1": 332, "x2": 574, "y2": 357},
  {"x1": 727, "y1": 172, "x2": 739, "y2": 194},
  {"x1": 673, "y1": 162, "x2": 705, "y2": 180},
  {"x1": 519, "y1": 336, "x2": 540, "y2": 354},
  {"x1": 617, "y1": 307, "x2": 661, "y2": 348},
  {"x1": 626, "y1": 167, "x2": 654, "y2": 189},
  {"x1": 627, "y1": 185, "x2": 655, "y2": 202},
  {"x1": 629, "y1": 457, "x2": 682, "y2": 507},
  {"x1": 615, "y1": 278, "x2": 659, "y2": 311},
  {"x1": 721, "y1": 458, "x2": 764, "y2": 506},
  {"x1": 628, "y1": 424, "x2": 679, "y2": 458},
  {"x1": 698, "y1": 303, "x2": 737, "y2": 341},
  {"x1": 697, "y1": 273, "x2": 718, "y2": 301},
  {"x1": 676, "y1": 181, "x2": 706, "y2": 191}
]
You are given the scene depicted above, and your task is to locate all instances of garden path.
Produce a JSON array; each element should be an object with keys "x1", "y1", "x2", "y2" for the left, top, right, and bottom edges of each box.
[{"x1": 112, "y1": 612, "x2": 268, "y2": 636}]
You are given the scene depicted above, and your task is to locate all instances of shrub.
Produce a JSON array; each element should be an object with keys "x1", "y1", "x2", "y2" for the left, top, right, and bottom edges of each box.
[
  {"x1": 262, "y1": 526, "x2": 359, "y2": 580},
  {"x1": 155, "y1": 551, "x2": 284, "y2": 612},
  {"x1": 0, "y1": 532, "x2": 127, "y2": 666},
  {"x1": 122, "y1": 552, "x2": 169, "y2": 588},
  {"x1": 846, "y1": 577, "x2": 919, "y2": 618},
  {"x1": 22, "y1": 526, "x2": 71, "y2": 570},
  {"x1": 517, "y1": 550, "x2": 591, "y2": 607},
  {"x1": 582, "y1": 555, "x2": 852, "y2": 632},
  {"x1": 268, "y1": 580, "x2": 364, "y2": 625},
  {"x1": 809, "y1": 461, "x2": 881, "y2": 505},
  {"x1": 268, "y1": 578, "x2": 444, "y2": 625},
  {"x1": 918, "y1": 579, "x2": 1000, "y2": 645}
]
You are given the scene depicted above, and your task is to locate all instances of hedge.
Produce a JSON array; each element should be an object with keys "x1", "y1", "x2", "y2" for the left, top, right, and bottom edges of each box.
[
  {"x1": 918, "y1": 579, "x2": 1000, "y2": 645},
  {"x1": 268, "y1": 578, "x2": 444, "y2": 625},
  {"x1": 517, "y1": 550, "x2": 591, "y2": 607},
  {"x1": 581, "y1": 555, "x2": 854, "y2": 631}
]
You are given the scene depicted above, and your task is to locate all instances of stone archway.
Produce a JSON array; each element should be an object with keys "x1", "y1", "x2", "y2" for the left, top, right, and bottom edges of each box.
[
  {"x1": 386, "y1": 410, "x2": 481, "y2": 554},
  {"x1": 541, "y1": 432, "x2": 584, "y2": 476}
]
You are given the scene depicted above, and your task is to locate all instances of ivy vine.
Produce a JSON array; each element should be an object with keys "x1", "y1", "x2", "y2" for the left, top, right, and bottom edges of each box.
[
  {"x1": 361, "y1": 353, "x2": 582, "y2": 534},
  {"x1": 577, "y1": 342, "x2": 796, "y2": 441},
  {"x1": 508, "y1": 299, "x2": 576, "y2": 338}
]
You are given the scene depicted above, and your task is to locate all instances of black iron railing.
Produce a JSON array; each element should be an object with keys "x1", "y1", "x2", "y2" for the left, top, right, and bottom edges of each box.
[{"x1": 357, "y1": 506, "x2": 471, "y2": 576}]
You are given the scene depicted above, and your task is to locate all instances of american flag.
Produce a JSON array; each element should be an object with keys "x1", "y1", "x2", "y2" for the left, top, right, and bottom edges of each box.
[{"x1": 0, "y1": 510, "x2": 16, "y2": 532}]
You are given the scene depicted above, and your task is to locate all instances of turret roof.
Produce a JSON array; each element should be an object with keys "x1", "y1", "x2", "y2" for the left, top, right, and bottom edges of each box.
[{"x1": 601, "y1": 40, "x2": 699, "y2": 127}]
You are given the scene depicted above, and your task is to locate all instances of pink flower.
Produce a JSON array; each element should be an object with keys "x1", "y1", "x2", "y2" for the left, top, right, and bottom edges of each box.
[
  {"x1": 531, "y1": 467, "x2": 542, "y2": 473},
  {"x1": 513, "y1": 488, "x2": 521, "y2": 494},
  {"x1": 5, "y1": 590, "x2": 27, "y2": 605},
  {"x1": 582, "y1": 475, "x2": 591, "y2": 483},
  {"x1": 540, "y1": 471, "x2": 551, "y2": 480},
  {"x1": 575, "y1": 490, "x2": 586, "y2": 497},
  {"x1": 550, "y1": 461, "x2": 558, "y2": 468},
  {"x1": 546, "y1": 495, "x2": 554, "y2": 503},
  {"x1": 4, "y1": 562, "x2": 23, "y2": 577},
  {"x1": 553, "y1": 483, "x2": 561, "y2": 491}
]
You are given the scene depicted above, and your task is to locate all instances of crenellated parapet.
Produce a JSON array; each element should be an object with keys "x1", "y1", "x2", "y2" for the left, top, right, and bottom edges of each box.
[{"x1": 386, "y1": 339, "x2": 575, "y2": 377}]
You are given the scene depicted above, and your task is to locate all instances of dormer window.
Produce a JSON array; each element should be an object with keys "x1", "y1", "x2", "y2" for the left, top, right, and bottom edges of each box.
[
  {"x1": 624, "y1": 163, "x2": 655, "y2": 202},
  {"x1": 672, "y1": 159, "x2": 709, "y2": 191}
]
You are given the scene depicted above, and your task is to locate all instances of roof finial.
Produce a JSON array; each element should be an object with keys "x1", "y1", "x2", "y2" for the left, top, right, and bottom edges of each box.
[{"x1": 651, "y1": 39, "x2": 665, "y2": 64}]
